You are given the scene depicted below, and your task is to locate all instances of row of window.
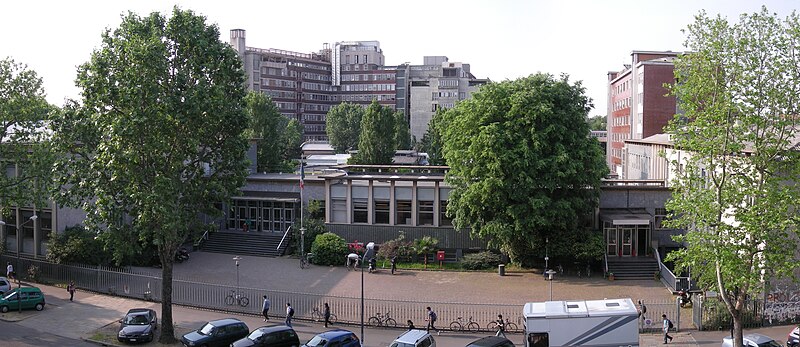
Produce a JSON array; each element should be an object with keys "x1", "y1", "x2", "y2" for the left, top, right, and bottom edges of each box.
[
  {"x1": 302, "y1": 72, "x2": 331, "y2": 82},
  {"x1": 611, "y1": 115, "x2": 629, "y2": 126},
  {"x1": 303, "y1": 114, "x2": 326, "y2": 122},
  {"x1": 431, "y1": 91, "x2": 463, "y2": 100},
  {"x1": 341, "y1": 94, "x2": 396, "y2": 102},
  {"x1": 303, "y1": 82, "x2": 333, "y2": 91},
  {"x1": 439, "y1": 79, "x2": 458, "y2": 88},
  {"x1": 331, "y1": 198, "x2": 451, "y2": 226},
  {"x1": 304, "y1": 104, "x2": 331, "y2": 112},
  {"x1": 431, "y1": 103, "x2": 454, "y2": 112},
  {"x1": 612, "y1": 79, "x2": 632, "y2": 96},
  {"x1": 305, "y1": 124, "x2": 325, "y2": 133},
  {"x1": 340, "y1": 73, "x2": 395, "y2": 82},
  {"x1": 264, "y1": 90, "x2": 296, "y2": 99},
  {"x1": 288, "y1": 61, "x2": 330, "y2": 71},
  {"x1": 262, "y1": 78, "x2": 297, "y2": 88},
  {"x1": 612, "y1": 97, "x2": 632, "y2": 111},
  {"x1": 341, "y1": 84, "x2": 395, "y2": 92}
]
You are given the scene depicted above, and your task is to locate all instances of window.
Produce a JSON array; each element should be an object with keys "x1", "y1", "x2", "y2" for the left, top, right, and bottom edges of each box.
[
  {"x1": 418, "y1": 201, "x2": 434, "y2": 226},
  {"x1": 654, "y1": 208, "x2": 668, "y2": 230},
  {"x1": 528, "y1": 333, "x2": 550, "y2": 347},
  {"x1": 353, "y1": 198, "x2": 368, "y2": 223},
  {"x1": 440, "y1": 200, "x2": 451, "y2": 226},
  {"x1": 374, "y1": 187, "x2": 390, "y2": 224}
]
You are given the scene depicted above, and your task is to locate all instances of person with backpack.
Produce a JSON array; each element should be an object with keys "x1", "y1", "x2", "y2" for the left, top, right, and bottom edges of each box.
[
  {"x1": 662, "y1": 314, "x2": 673, "y2": 343},
  {"x1": 638, "y1": 300, "x2": 647, "y2": 326},
  {"x1": 285, "y1": 303, "x2": 295, "y2": 327},
  {"x1": 323, "y1": 302, "x2": 331, "y2": 328},
  {"x1": 425, "y1": 307, "x2": 440, "y2": 335},
  {"x1": 495, "y1": 314, "x2": 507, "y2": 338}
]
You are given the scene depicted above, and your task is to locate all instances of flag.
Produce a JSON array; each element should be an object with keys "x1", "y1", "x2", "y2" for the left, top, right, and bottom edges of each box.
[{"x1": 299, "y1": 161, "x2": 305, "y2": 190}]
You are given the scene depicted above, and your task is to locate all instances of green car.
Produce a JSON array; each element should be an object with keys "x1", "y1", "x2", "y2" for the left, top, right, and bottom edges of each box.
[{"x1": 0, "y1": 287, "x2": 46, "y2": 313}]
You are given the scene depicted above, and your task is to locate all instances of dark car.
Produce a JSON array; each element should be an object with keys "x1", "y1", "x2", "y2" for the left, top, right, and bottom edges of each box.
[
  {"x1": 787, "y1": 326, "x2": 799, "y2": 347},
  {"x1": 466, "y1": 336, "x2": 516, "y2": 347},
  {"x1": 0, "y1": 287, "x2": 45, "y2": 313},
  {"x1": 181, "y1": 318, "x2": 248, "y2": 347},
  {"x1": 302, "y1": 329, "x2": 360, "y2": 347},
  {"x1": 231, "y1": 325, "x2": 299, "y2": 347},
  {"x1": 118, "y1": 308, "x2": 158, "y2": 343}
]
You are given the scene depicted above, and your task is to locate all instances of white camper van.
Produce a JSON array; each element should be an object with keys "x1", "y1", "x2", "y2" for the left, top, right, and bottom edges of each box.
[{"x1": 523, "y1": 298, "x2": 639, "y2": 347}]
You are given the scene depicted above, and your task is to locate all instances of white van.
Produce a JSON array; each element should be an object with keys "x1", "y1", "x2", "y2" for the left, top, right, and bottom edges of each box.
[
  {"x1": 390, "y1": 329, "x2": 436, "y2": 347},
  {"x1": 523, "y1": 298, "x2": 639, "y2": 347}
]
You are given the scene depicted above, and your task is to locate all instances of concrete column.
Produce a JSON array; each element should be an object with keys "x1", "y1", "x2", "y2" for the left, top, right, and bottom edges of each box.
[
  {"x1": 411, "y1": 181, "x2": 417, "y2": 226},
  {"x1": 325, "y1": 179, "x2": 331, "y2": 223},
  {"x1": 389, "y1": 181, "x2": 395, "y2": 225},
  {"x1": 367, "y1": 180, "x2": 374, "y2": 224},
  {"x1": 33, "y1": 211, "x2": 40, "y2": 259},
  {"x1": 433, "y1": 182, "x2": 440, "y2": 227}
]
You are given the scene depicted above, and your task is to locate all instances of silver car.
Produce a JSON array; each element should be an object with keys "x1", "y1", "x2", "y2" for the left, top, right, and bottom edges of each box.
[{"x1": 721, "y1": 333, "x2": 781, "y2": 347}]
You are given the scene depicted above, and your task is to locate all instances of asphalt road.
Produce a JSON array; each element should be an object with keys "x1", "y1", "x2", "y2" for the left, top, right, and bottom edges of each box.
[{"x1": 0, "y1": 320, "x2": 95, "y2": 347}]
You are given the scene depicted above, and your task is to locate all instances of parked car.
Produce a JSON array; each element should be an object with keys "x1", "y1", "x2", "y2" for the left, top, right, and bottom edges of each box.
[
  {"x1": 181, "y1": 318, "x2": 248, "y2": 347},
  {"x1": 231, "y1": 325, "x2": 299, "y2": 347},
  {"x1": 301, "y1": 329, "x2": 360, "y2": 347},
  {"x1": 390, "y1": 329, "x2": 436, "y2": 347},
  {"x1": 466, "y1": 336, "x2": 516, "y2": 347},
  {"x1": 721, "y1": 333, "x2": 781, "y2": 347},
  {"x1": 0, "y1": 276, "x2": 10, "y2": 294},
  {"x1": 787, "y1": 326, "x2": 799, "y2": 347},
  {"x1": 0, "y1": 286, "x2": 45, "y2": 313},
  {"x1": 117, "y1": 308, "x2": 158, "y2": 343}
]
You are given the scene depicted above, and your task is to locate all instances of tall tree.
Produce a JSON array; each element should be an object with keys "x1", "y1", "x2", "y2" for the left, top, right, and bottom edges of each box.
[
  {"x1": 245, "y1": 91, "x2": 285, "y2": 172},
  {"x1": 586, "y1": 115, "x2": 606, "y2": 131},
  {"x1": 441, "y1": 73, "x2": 607, "y2": 262},
  {"x1": 0, "y1": 58, "x2": 53, "y2": 213},
  {"x1": 664, "y1": 8, "x2": 800, "y2": 346},
  {"x1": 419, "y1": 108, "x2": 447, "y2": 166},
  {"x1": 50, "y1": 8, "x2": 249, "y2": 343},
  {"x1": 394, "y1": 111, "x2": 411, "y2": 150},
  {"x1": 325, "y1": 102, "x2": 363, "y2": 153},
  {"x1": 350, "y1": 101, "x2": 396, "y2": 165}
]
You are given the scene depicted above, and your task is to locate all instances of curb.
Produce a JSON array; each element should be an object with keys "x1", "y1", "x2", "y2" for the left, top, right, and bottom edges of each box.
[{"x1": 81, "y1": 337, "x2": 125, "y2": 347}]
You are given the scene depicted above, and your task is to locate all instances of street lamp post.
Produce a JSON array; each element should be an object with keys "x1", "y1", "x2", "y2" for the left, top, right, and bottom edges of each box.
[
  {"x1": 361, "y1": 242, "x2": 375, "y2": 345},
  {"x1": 233, "y1": 256, "x2": 242, "y2": 297},
  {"x1": 546, "y1": 270, "x2": 557, "y2": 301}
]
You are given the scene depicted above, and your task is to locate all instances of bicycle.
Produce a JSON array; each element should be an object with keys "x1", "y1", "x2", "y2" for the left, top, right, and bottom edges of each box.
[
  {"x1": 301, "y1": 253, "x2": 313, "y2": 269},
  {"x1": 368, "y1": 311, "x2": 397, "y2": 328},
  {"x1": 449, "y1": 315, "x2": 480, "y2": 332},
  {"x1": 487, "y1": 318, "x2": 518, "y2": 333},
  {"x1": 311, "y1": 306, "x2": 338, "y2": 323},
  {"x1": 225, "y1": 290, "x2": 249, "y2": 307}
]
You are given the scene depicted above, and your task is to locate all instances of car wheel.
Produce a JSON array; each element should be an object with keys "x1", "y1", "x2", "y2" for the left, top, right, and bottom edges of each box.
[
  {"x1": 35, "y1": 303, "x2": 44, "y2": 311},
  {"x1": 0, "y1": 306, "x2": 8, "y2": 313}
]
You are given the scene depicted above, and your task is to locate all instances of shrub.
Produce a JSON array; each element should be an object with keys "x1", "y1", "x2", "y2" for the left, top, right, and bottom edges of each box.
[
  {"x1": 461, "y1": 251, "x2": 502, "y2": 270},
  {"x1": 45, "y1": 225, "x2": 112, "y2": 265},
  {"x1": 377, "y1": 232, "x2": 412, "y2": 260},
  {"x1": 291, "y1": 217, "x2": 326, "y2": 255},
  {"x1": 310, "y1": 232, "x2": 348, "y2": 266}
]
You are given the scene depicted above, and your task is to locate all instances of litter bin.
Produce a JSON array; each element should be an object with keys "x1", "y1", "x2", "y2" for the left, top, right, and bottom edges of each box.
[{"x1": 498, "y1": 264, "x2": 505, "y2": 276}]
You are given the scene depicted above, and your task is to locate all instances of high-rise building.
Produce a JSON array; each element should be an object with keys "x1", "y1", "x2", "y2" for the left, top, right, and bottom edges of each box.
[
  {"x1": 606, "y1": 51, "x2": 679, "y2": 177},
  {"x1": 230, "y1": 29, "x2": 486, "y2": 143}
]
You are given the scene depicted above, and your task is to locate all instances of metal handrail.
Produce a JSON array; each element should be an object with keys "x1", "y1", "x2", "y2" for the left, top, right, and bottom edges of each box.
[
  {"x1": 194, "y1": 229, "x2": 210, "y2": 249},
  {"x1": 603, "y1": 253, "x2": 608, "y2": 274},
  {"x1": 277, "y1": 226, "x2": 292, "y2": 251}
]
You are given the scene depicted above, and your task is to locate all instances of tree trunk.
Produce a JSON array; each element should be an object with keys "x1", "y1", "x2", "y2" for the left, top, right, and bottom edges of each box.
[
  {"x1": 732, "y1": 311, "x2": 743, "y2": 347},
  {"x1": 423, "y1": 253, "x2": 428, "y2": 269},
  {"x1": 159, "y1": 248, "x2": 177, "y2": 344}
]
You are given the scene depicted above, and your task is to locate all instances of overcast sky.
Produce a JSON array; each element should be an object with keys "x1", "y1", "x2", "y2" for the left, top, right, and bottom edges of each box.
[{"x1": 1, "y1": 0, "x2": 795, "y2": 116}]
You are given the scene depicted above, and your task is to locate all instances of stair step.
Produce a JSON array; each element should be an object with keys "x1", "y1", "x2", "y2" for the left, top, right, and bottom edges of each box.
[{"x1": 200, "y1": 231, "x2": 291, "y2": 258}]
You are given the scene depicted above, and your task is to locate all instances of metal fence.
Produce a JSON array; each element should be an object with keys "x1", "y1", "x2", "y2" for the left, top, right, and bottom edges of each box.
[
  {"x1": 1, "y1": 254, "x2": 520, "y2": 333},
  {"x1": 692, "y1": 294, "x2": 763, "y2": 331},
  {"x1": 638, "y1": 299, "x2": 681, "y2": 333}
]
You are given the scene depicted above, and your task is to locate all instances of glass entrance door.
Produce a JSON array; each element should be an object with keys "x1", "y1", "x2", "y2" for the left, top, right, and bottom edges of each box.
[
  {"x1": 621, "y1": 228, "x2": 634, "y2": 257},
  {"x1": 606, "y1": 227, "x2": 617, "y2": 256}
]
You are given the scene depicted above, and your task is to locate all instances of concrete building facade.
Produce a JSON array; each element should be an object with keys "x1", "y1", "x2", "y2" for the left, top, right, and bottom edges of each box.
[{"x1": 607, "y1": 51, "x2": 679, "y2": 177}]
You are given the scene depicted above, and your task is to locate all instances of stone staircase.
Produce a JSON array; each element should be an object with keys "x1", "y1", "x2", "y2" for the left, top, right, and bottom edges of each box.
[
  {"x1": 200, "y1": 231, "x2": 290, "y2": 257},
  {"x1": 607, "y1": 256, "x2": 659, "y2": 280}
]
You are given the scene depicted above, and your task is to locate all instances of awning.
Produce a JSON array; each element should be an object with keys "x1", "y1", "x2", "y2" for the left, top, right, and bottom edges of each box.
[{"x1": 600, "y1": 212, "x2": 651, "y2": 226}]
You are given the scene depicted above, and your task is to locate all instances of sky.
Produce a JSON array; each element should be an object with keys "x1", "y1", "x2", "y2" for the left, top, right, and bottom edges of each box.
[{"x1": 1, "y1": 0, "x2": 797, "y2": 117}]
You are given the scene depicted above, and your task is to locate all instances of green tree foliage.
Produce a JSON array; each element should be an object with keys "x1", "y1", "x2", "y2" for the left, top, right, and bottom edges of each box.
[
  {"x1": 0, "y1": 58, "x2": 54, "y2": 212},
  {"x1": 283, "y1": 118, "x2": 303, "y2": 161},
  {"x1": 326, "y1": 102, "x2": 363, "y2": 153},
  {"x1": 291, "y1": 200, "x2": 327, "y2": 255},
  {"x1": 350, "y1": 101, "x2": 396, "y2": 165},
  {"x1": 664, "y1": 8, "x2": 800, "y2": 345},
  {"x1": 45, "y1": 226, "x2": 111, "y2": 265},
  {"x1": 441, "y1": 73, "x2": 607, "y2": 263},
  {"x1": 49, "y1": 8, "x2": 249, "y2": 343},
  {"x1": 411, "y1": 236, "x2": 439, "y2": 268},
  {"x1": 461, "y1": 251, "x2": 502, "y2": 270},
  {"x1": 586, "y1": 115, "x2": 606, "y2": 131},
  {"x1": 310, "y1": 232, "x2": 348, "y2": 266},
  {"x1": 394, "y1": 111, "x2": 411, "y2": 150},
  {"x1": 376, "y1": 232, "x2": 411, "y2": 260},
  {"x1": 419, "y1": 109, "x2": 448, "y2": 166},
  {"x1": 245, "y1": 91, "x2": 284, "y2": 172}
]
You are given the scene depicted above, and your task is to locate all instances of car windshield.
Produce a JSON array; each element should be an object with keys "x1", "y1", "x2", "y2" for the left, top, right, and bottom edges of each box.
[
  {"x1": 199, "y1": 323, "x2": 215, "y2": 335},
  {"x1": 305, "y1": 336, "x2": 328, "y2": 346},
  {"x1": 390, "y1": 343, "x2": 415, "y2": 347},
  {"x1": 248, "y1": 329, "x2": 265, "y2": 340},
  {"x1": 124, "y1": 314, "x2": 149, "y2": 325}
]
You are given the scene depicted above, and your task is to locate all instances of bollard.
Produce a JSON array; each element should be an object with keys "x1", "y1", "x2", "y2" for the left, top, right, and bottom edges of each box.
[{"x1": 498, "y1": 264, "x2": 506, "y2": 276}]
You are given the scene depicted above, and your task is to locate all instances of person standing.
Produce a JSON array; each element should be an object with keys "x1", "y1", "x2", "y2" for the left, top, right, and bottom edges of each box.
[
  {"x1": 285, "y1": 303, "x2": 294, "y2": 327},
  {"x1": 407, "y1": 320, "x2": 416, "y2": 331},
  {"x1": 495, "y1": 314, "x2": 507, "y2": 338},
  {"x1": 638, "y1": 300, "x2": 648, "y2": 327},
  {"x1": 391, "y1": 256, "x2": 397, "y2": 275},
  {"x1": 262, "y1": 295, "x2": 271, "y2": 321},
  {"x1": 67, "y1": 281, "x2": 76, "y2": 301},
  {"x1": 662, "y1": 314, "x2": 673, "y2": 344},
  {"x1": 425, "y1": 307, "x2": 439, "y2": 335},
  {"x1": 323, "y1": 303, "x2": 331, "y2": 328},
  {"x1": 6, "y1": 262, "x2": 13, "y2": 282}
]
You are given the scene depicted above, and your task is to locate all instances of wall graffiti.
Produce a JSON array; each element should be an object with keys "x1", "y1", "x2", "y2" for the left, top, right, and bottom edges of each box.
[{"x1": 764, "y1": 280, "x2": 800, "y2": 325}]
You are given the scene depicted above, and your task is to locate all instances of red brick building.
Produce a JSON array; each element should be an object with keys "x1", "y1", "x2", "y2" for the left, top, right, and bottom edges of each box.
[{"x1": 606, "y1": 51, "x2": 678, "y2": 177}]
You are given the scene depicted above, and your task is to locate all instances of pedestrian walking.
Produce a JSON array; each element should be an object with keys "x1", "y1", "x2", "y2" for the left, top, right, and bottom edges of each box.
[
  {"x1": 323, "y1": 302, "x2": 331, "y2": 328},
  {"x1": 425, "y1": 307, "x2": 439, "y2": 335},
  {"x1": 67, "y1": 281, "x2": 76, "y2": 301},
  {"x1": 638, "y1": 300, "x2": 648, "y2": 328},
  {"x1": 662, "y1": 314, "x2": 673, "y2": 344},
  {"x1": 407, "y1": 320, "x2": 416, "y2": 331},
  {"x1": 391, "y1": 256, "x2": 397, "y2": 275},
  {"x1": 285, "y1": 303, "x2": 294, "y2": 327},
  {"x1": 495, "y1": 314, "x2": 507, "y2": 338},
  {"x1": 262, "y1": 295, "x2": 271, "y2": 321},
  {"x1": 6, "y1": 262, "x2": 13, "y2": 282}
]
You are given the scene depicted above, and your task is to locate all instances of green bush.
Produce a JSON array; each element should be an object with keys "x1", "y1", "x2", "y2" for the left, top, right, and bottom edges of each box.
[
  {"x1": 45, "y1": 225, "x2": 112, "y2": 265},
  {"x1": 310, "y1": 232, "x2": 348, "y2": 266},
  {"x1": 461, "y1": 251, "x2": 502, "y2": 270}
]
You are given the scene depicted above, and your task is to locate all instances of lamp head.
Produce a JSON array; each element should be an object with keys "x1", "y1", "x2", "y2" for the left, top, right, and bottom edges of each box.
[
  {"x1": 0, "y1": 221, "x2": 5, "y2": 226},
  {"x1": 30, "y1": 215, "x2": 38, "y2": 221}
]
